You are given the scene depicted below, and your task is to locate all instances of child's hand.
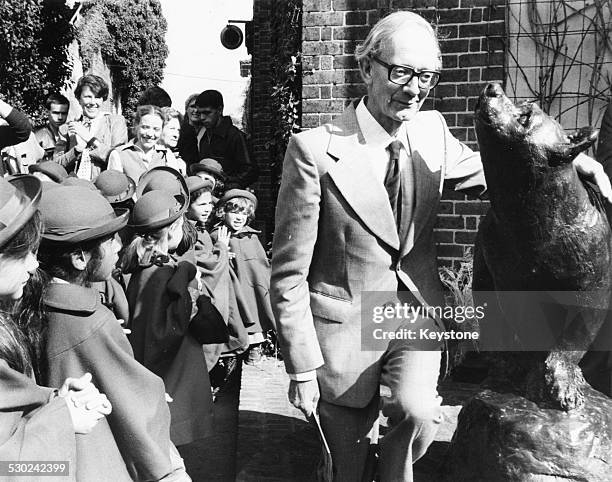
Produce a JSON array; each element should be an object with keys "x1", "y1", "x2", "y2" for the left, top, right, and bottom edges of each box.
[
  {"x1": 217, "y1": 225, "x2": 231, "y2": 248},
  {"x1": 58, "y1": 373, "x2": 112, "y2": 434}
]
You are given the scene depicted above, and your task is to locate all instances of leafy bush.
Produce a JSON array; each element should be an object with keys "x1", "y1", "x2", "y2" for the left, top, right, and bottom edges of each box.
[
  {"x1": 0, "y1": 0, "x2": 75, "y2": 125},
  {"x1": 78, "y1": 0, "x2": 168, "y2": 121}
]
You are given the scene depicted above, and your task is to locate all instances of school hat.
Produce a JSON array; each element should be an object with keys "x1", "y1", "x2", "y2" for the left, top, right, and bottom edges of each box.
[
  {"x1": 0, "y1": 175, "x2": 42, "y2": 250},
  {"x1": 190, "y1": 158, "x2": 225, "y2": 180},
  {"x1": 186, "y1": 176, "x2": 213, "y2": 195},
  {"x1": 136, "y1": 166, "x2": 189, "y2": 201},
  {"x1": 28, "y1": 161, "x2": 68, "y2": 183},
  {"x1": 219, "y1": 188, "x2": 257, "y2": 210},
  {"x1": 40, "y1": 185, "x2": 129, "y2": 244},
  {"x1": 62, "y1": 176, "x2": 97, "y2": 191},
  {"x1": 94, "y1": 170, "x2": 136, "y2": 204},
  {"x1": 129, "y1": 189, "x2": 187, "y2": 233}
]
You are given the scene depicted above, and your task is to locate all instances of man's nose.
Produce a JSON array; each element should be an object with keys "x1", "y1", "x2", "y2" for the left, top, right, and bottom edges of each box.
[{"x1": 401, "y1": 76, "x2": 420, "y2": 96}]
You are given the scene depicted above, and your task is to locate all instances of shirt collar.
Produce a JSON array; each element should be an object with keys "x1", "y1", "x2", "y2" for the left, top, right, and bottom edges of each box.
[{"x1": 355, "y1": 97, "x2": 409, "y2": 151}]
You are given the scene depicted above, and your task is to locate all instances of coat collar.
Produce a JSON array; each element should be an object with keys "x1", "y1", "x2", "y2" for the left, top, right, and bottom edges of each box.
[
  {"x1": 326, "y1": 101, "x2": 441, "y2": 255},
  {"x1": 44, "y1": 282, "x2": 99, "y2": 314}
]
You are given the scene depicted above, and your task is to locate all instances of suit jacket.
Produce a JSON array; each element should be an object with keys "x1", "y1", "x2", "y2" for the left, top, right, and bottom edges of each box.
[{"x1": 270, "y1": 102, "x2": 485, "y2": 407}]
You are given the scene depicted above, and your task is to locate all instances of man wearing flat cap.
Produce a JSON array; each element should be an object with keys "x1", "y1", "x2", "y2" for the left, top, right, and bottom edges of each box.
[{"x1": 178, "y1": 90, "x2": 258, "y2": 189}]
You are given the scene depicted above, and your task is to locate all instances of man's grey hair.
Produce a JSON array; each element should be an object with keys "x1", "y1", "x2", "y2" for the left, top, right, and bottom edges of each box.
[{"x1": 355, "y1": 11, "x2": 442, "y2": 69}]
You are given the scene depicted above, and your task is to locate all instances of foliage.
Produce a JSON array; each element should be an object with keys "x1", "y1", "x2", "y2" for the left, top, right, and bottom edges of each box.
[
  {"x1": 439, "y1": 248, "x2": 479, "y2": 369},
  {"x1": 267, "y1": 0, "x2": 302, "y2": 188},
  {"x1": 78, "y1": 0, "x2": 168, "y2": 121},
  {"x1": 507, "y1": 0, "x2": 612, "y2": 128},
  {"x1": 0, "y1": 0, "x2": 75, "y2": 125}
]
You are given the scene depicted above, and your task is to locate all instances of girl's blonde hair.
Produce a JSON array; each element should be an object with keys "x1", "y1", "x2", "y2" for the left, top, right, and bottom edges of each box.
[
  {"x1": 215, "y1": 197, "x2": 255, "y2": 224},
  {"x1": 120, "y1": 216, "x2": 183, "y2": 273}
]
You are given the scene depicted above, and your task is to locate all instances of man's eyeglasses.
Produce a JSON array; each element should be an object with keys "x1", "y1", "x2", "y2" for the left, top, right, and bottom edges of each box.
[{"x1": 371, "y1": 57, "x2": 440, "y2": 89}]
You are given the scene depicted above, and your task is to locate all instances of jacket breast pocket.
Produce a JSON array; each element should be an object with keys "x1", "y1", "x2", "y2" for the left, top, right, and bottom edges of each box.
[{"x1": 309, "y1": 289, "x2": 353, "y2": 323}]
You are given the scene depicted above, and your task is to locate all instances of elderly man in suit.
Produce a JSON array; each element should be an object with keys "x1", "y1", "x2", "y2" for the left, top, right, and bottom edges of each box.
[{"x1": 271, "y1": 11, "x2": 612, "y2": 482}]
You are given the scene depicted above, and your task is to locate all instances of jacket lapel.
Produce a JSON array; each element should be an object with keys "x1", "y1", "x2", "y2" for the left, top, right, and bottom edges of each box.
[{"x1": 326, "y1": 106, "x2": 400, "y2": 251}]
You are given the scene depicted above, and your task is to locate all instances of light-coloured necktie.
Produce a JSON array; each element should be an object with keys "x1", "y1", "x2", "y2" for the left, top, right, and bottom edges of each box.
[{"x1": 76, "y1": 120, "x2": 93, "y2": 180}]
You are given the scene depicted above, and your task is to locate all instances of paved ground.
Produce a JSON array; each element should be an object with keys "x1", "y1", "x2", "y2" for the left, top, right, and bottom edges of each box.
[{"x1": 179, "y1": 356, "x2": 480, "y2": 482}]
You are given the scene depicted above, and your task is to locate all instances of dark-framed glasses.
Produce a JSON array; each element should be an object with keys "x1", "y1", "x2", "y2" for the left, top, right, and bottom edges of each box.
[{"x1": 372, "y1": 56, "x2": 440, "y2": 89}]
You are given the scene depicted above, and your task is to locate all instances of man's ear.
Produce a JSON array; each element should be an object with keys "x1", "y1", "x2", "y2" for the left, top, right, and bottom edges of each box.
[
  {"x1": 359, "y1": 57, "x2": 373, "y2": 85},
  {"x1": 70, "y1": 249, "x2": 90, "y2": 272}
]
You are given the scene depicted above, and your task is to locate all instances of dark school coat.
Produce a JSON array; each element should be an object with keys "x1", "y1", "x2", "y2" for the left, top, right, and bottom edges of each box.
[
  {"x1": 0, "y1": 361, "x2": 77, "y2": 482},
  {"x1": 191, "y1": 226, "x2": 249, "y2": 365},
  {"x1": 226, "y1": 226, "x2": 276, "y2": 335},
  {"x1": 43, "y1": 282, "x2": 186, "y2": 482},
  {"x1": 127, "y1": 258, "x2": 213, "y2": 447}
]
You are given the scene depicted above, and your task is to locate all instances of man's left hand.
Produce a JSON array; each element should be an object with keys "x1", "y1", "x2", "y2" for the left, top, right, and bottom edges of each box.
[{"x1": 574, "y1": 153, "x2": 612, "y2": 202}]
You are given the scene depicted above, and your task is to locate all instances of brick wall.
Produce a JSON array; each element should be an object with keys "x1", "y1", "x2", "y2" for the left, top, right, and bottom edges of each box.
[
  {"x1": 250, "y1": 0, "x2": 274, "y2": 240},
  {"x1": 301, "y1": 0, "x2": 506, "y2": 268}
]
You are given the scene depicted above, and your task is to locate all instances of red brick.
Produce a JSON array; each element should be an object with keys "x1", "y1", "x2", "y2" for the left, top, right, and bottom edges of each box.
[
  {"x1": 460, "y1": 21, "x2": 504, "y2": 38},
  {"x1": 303, "y1": 0, "x2": 332, "y2": 11},
  {"x1": 469, "y1": 38, "x2": 481, "y2": 52},
  {"x1": 302, "y1": 55, "x2": 320, "y2": 71},
  {"x1": 454, "y1": 201, "x2": 490, "y2": 215},
  {"x1": 468, "y1": 68, "x2": 481, "y2": 82},
  {"x1": 450, "y1": 127, "x2": 468, "y2": 141},
  {"x1": 487, "y1": 5, "x2": 505, "y2": 21},
  {"x1": 471, "y1": 8, "x2": 483, "y2": 22},
  {"x1": 461, "y1": 0, "x2": 504, "y2": 6},
  {"x1": 455, "y1": 230, "x2": 477, "y2": 244},
  {"x1": 302, "y1": 41, "x2": 342, "y2": 55},
  {"x1": 439, "y1": 25, "x2": 458, "y2": 39},
  {"x1": 302, "y1": 99, "x2": 345, "y2": 113},
  {"x1": 435, "y1": 84, "x2": 457, "y2": 98},
  {"x1": 457, "y1": 113, "x2": 475, "y2": 127},
  {"x1": 443, "y1": 54, "x2": 458, "y2": 68},
  {"x1": 442, "y1": 113, "x2": 457, "y2": 126},
  {"x1": 442, "y1": 69, "x2": 469, "y2": 82},
  {"x1": 482, "y1": 66, "x2": 504, "y2": 81},
  {"x1": 436, "y1": 215, "x2": 465, "y2": 230},
  {"x1": 332, "y1": 0, "x2": 372, "y2": 10},
  {"x1": 321, "y1": 55, "x2": 333, "y2": 70},
  {"x1": 333, "y1": 26, "x2": 371, "y2": 40},
  {"x1": 304, "y1": 11, "x2": 344, "y2": 27},
  {"x1": 439, "y1": 201, "x2": 454, "y2": 214},
  {"x1": 302, "y1": 114, "x2": 321, "y2": 128},
  {"x1": 436, "y1": 98, "x2": 467, "y2": 112},
  {"x1": 321, "y1": 27, "x2": 332, "y2": 40},
  {"x1": 434, "y1": 230, "x2": 454, "y2": 244},
  {"x1": 437, "y1": 244, "x2": 465, "y2": 258},
  {"x1": 484, "y1": 36, "x2": 504, "y2": 52},
  {"x1": 345, "y1": 11, "x2": 367, "y2": 25},
  {"x1": 457, "y1": 82, "x2": 488, "y2": 97},
  {"x1": 465, "y1": 216, "x2": 478, "y2": 230},
  {"x1": 438, "y1": 0, "x2": 460, "y2": 8},
  {"x1": 303, "y1": 69, "x2": 345, "y2": 85},
  {"x1": 333, "y1": 55, "x2": 358, "y2": 69},
  {"x1": 320, "y1": 85, "x2": 331, "y2": 99},
  {"x1": 331, "y1": 83, "x2": 366, "y2": 98},
  {"x1": 304, "y1": 27, "x2": 320, "y2": 41},
  {"x1": 440, "y1": 39, "x2": 469, "y2": 54},
  {"x1": 438, "y1": 8, "x2": 471, "y2": 24},
  {"x1": 303, "y1": 86, "x2": 320, "y2": 99}
]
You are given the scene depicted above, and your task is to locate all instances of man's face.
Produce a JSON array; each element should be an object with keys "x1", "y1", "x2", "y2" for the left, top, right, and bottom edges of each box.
[
  {"x1": 195, "y1": 106, "x2": 221, "y2": 129},
  {"x1": 48, "y1": 103, "x2": 69, "y2": 128},
  {"x1": 361, "y1": 28, "x2": 440, "y2": 132}
]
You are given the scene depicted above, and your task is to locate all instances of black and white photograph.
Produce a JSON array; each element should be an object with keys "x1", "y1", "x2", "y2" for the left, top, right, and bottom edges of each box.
[{"x1": 1, "y1": 0, "x2": 611, "y2": 480}]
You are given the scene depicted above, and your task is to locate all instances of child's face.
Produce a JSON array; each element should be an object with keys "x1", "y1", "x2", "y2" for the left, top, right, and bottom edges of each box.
[
  {"x1": 224, "y1": 210, "x2": 248, "y2": 232},
  {"x1": 136, "y1": 114, "x2": 163, "y2": 151},
  {"x1": 47, "y1": 103, "x2": 69, "y2": 128},
  {"x1": 90, "y1": 233, "x2": 122, "y2": 282},
  {"x1": 0, "y1": 251, "x2": 38, "y2": 301},
  {"x1": 188, "y1": 191, "x2": 214, "y2": 224}
]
